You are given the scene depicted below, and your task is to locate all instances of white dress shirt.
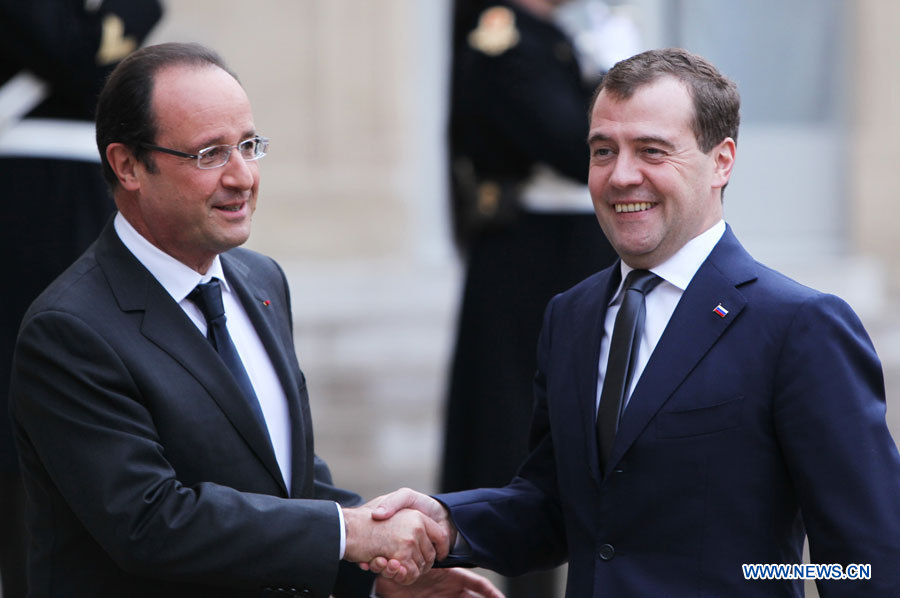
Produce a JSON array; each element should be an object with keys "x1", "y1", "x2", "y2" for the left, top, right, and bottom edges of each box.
[{"x1": 596, "y1": 220, "x2": 726, "y2": 413}]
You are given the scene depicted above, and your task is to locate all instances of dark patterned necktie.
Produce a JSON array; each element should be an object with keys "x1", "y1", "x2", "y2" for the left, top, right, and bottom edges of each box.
[
  {"x1": 189, "y1": 279, "x2": 266, "y2": 427},
  {"x1": 596, "y1": 269, "x2": 663, "y2": 472}
]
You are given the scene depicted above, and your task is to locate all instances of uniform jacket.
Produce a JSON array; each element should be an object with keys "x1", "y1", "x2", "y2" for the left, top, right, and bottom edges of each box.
[
  {"x1": 10, "y1": 221, "x2": 373, "y2": 597},
  {"x1": 449, "y1": 1, "x2": 595, "y2": 185},
  {"x1": 0, "y1": 0, "x2": 162, "y2": 121},
  {"x1": 0, "y1": 0, "x2": 163, "y2": 473},
  {"x1": 438, "y1": 226, "x2": 900, "y2": 596},
  {"x1": 441, "y1": 3, "x2": 618, "y2": 501}
]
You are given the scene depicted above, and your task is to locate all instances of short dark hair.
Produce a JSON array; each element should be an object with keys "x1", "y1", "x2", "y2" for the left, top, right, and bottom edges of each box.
[
  {"x1": 590, "y1": 48, "x2": 740, "y2": 153},
  {"x1": 95, "y1": 42, "x2": 238, "y2": 188}
]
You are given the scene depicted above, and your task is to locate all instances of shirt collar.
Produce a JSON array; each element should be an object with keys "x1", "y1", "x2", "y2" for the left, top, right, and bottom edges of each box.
[
  {"x1": 113, "y1": 212, "x2": 229, "y2": 303},
  {"x1": 612, "y1": 219, "x2": 726, "y2": 303}
]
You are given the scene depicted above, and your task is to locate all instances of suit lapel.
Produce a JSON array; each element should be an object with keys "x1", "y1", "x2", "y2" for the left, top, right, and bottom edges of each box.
[
  {"x1": 573, "y1": 265, "x2": 622, "y2": 485},
  {"x1": 96, "y1": 225, "x2": 287, "y2": 495},
  {"x1": 141, "y1": 289, "x2": 287, "y2": 495},
  {"x1": 223, "y1": 255, "x2": 307, "y2": 497},
  {"x1": 606, "y1": 228, "x2": 758, "y2": 475}
]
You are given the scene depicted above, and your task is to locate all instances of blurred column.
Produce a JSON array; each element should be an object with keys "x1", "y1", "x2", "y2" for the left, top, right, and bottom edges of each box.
[{"x1": 852, "y1": 0, "x2": 900, "y2": 294}]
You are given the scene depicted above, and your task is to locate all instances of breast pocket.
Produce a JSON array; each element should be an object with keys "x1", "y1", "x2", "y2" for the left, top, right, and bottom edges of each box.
[{"x1": 656, "y1": 396, "x2": 743, "y2": 438}]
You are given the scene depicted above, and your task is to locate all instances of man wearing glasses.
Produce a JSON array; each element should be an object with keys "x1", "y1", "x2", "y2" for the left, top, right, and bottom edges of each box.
[{"x1": 8, "y1": 43, "x2": 500, "y2": 598}]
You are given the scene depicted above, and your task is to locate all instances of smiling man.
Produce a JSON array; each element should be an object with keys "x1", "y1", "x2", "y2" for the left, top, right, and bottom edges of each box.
[
  {"x1": 8, "y1": 43, "x2": 502, "y2": 598},
  {"x1": 368, "y1": 48, "x2": 900, "y2": 596}
]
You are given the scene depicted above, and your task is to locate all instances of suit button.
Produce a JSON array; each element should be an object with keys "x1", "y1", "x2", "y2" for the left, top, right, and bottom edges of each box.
[{"x1": 598, "y1": 543, "x2": 616, "y2": 561}]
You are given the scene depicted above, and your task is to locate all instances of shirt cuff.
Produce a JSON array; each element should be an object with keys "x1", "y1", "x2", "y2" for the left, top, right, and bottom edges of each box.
[
  {"x1": 452, "y1": 530, "x2": 472, "y2": 555},
  {"x1": 337, "y1": 503, "x2": 346, "y2": 559}
]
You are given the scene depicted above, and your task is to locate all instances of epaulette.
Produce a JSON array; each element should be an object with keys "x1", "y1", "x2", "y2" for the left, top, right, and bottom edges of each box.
[
  {"x1": 468, "y1": 6, "x2": 520, "y2": 56},
  {"x1": 96, "y1": 14, "x2": 137, "y2": 65}
]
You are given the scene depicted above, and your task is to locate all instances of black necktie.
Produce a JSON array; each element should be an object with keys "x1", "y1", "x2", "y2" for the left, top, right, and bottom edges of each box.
[
  {"x1": 189, "y1": 279, "x2": 266, "y2": 428},
  {"x1": 597, "y1": 269, "x2": 663, "y2": 472}
]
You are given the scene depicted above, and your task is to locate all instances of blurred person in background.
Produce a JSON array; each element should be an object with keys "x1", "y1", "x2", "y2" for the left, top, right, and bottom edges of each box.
[
  {"x1": 0, "y1": 1, "x2": 163, "y2": 594},
  {"x1": 441, "y1": 1, "x2": 638, "y2": 595}
]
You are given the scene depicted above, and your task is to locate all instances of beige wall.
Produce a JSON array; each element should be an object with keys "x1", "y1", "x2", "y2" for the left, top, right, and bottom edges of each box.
[
  {"x1": 853, "y1": 0, "x2": 900, "y2": 293},
  {"x1": 148, "y1": 1, "x2": 450, "y2": 264}
]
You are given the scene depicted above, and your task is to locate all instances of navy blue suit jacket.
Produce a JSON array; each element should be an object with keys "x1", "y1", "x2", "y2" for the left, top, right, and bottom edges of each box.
[
  {"x1": 9, "y1": 221, "x2": 373, "y2": 597},
  {"x1": 438, "y1": 226, "x2": 900, "y2": 596}
]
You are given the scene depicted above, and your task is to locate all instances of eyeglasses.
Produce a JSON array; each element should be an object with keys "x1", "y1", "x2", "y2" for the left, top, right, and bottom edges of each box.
[{"x1": 139, "y1": 136, "x2": 270, "y2": 169}]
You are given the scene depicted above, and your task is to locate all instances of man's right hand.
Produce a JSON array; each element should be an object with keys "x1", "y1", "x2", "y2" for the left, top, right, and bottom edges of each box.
[
  {"x1": 342, "y1": 502, "x2": 449, "y2": 585},
  {"x1": 358, "y1": 488, "x2": 459, "y2": 580}
]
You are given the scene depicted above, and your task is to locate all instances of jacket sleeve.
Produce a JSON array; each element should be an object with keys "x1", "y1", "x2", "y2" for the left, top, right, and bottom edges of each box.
[
  {"x1": 435, "y1": 296, "x2": 568, "y2": 575},
  {"x1": 774, "y1": 294, "x2": 900, "y2": 596}
]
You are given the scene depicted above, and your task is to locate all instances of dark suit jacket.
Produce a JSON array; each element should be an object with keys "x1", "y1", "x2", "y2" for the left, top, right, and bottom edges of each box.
[
  {"x1": 438, "y1": 226, "x2": 900, "y2": 596},
  {"x1": 9, "y1": 221, "x2": 373, "y2": 597}
]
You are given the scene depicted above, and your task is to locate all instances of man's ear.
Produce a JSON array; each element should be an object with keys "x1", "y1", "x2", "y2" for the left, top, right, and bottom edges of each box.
[
  {"x1": 106, "y1": 142, "x2": 142, "y2": 191},
  {"x1": 711, "y1": 137, "x2": 736, "y2": 190}
]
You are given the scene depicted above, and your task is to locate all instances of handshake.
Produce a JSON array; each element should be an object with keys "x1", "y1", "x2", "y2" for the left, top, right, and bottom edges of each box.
[{"x1": 343, "y1": 488, "x2": 501, "y2": 596}]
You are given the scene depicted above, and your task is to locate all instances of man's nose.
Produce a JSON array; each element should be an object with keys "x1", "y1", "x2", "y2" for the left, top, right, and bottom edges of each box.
[
  {"x1": 609, "y1": 152, "x2": 643, "y2": 188},
  {"x1": 220, "y1": 150, "x2": 255, "y2": 189}
]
